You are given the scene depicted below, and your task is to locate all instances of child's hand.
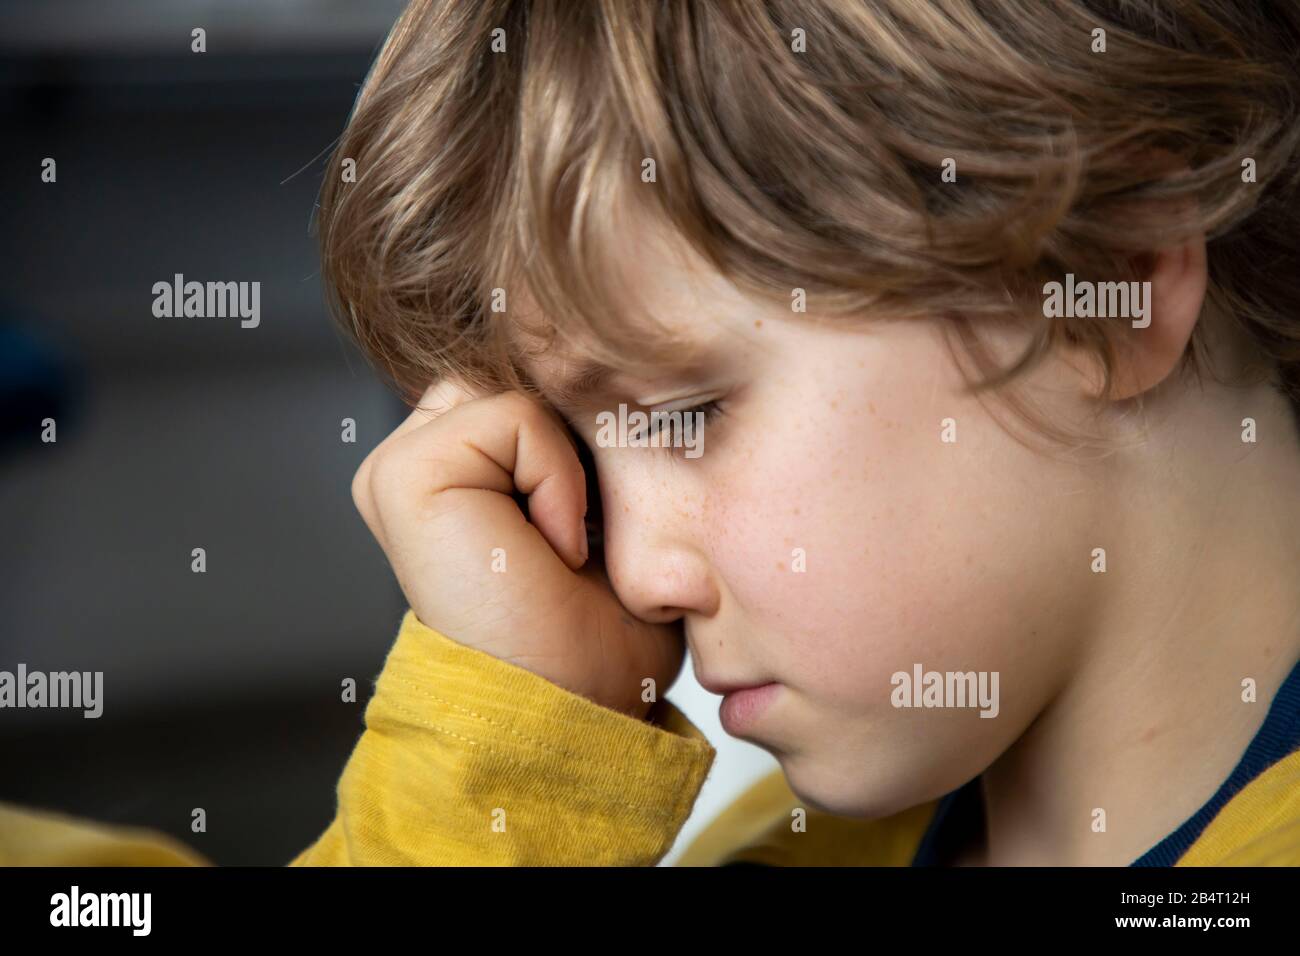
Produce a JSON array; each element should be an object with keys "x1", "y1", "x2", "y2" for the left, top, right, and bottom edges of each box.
[{"x1": 351, "y1": 379, "x2": 686, "y2": 720}]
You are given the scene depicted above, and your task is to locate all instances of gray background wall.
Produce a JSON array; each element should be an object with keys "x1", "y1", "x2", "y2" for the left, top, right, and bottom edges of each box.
[{"x1": 0, "y1": 0, "x2": 776, "y2": 866}]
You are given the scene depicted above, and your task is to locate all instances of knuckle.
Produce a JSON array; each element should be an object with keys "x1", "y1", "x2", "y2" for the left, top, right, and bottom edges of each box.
[
  {"x1": 364, "y1": 447, "x2": 406, "y2": 500},
  {"x1": 499, "y1": 389, "x2": 545, "y2": 425},
  {"x1": 351, "y1": 454, "x2": 376, "y2": 512}
]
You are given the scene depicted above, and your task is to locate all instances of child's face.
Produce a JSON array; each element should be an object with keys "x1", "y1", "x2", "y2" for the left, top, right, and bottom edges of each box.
[{"x1": 520, "y1": 220, "x2": 1107, "y2": 819}]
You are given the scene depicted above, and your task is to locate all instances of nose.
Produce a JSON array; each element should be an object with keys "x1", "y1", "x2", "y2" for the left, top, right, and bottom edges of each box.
[{"x1": 596, "y1": 458, "x2": 720, "y2": 625}]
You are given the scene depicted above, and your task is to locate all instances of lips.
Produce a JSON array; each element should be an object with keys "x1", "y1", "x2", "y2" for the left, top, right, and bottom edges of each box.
[
  {"x1": 719, "y1": 682, "x2": 781, "y2": 735},
  {"x1": 696, "y1": 674, "x2": 773, "y2": 696}
]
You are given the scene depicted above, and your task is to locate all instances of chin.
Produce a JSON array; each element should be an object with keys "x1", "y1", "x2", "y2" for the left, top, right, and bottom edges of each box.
[
  {"x1": 778, "y1": 756, "x2": 907, "y2": 820},
  {"x1": 779, "y1": 749, "x2": 965, "y2": 821}
]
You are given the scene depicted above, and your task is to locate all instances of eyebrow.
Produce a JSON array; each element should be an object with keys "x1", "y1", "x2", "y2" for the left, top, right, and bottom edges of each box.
[
  {"x1": 535, "y1": 343, "x2": 723, "y2": 415},
  {"x1": 537, "y1": 360, "x2": 619, "y2": 414}
]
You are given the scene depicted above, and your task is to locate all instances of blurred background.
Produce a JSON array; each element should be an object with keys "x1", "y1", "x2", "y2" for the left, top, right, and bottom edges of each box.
[{"x1": 0, "y1": 0, "x2": 776, "y2": 865}]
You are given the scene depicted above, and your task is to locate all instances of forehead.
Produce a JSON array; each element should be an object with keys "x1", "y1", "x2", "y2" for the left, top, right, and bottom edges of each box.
[{"x1": 506, "y1": 213, "x2": 752, "y2": 404}]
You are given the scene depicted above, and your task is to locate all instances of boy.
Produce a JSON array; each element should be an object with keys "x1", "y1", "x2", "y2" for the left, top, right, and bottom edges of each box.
[{"x1": 4, "y1": 0, "x2": 1300, "y2": 866}]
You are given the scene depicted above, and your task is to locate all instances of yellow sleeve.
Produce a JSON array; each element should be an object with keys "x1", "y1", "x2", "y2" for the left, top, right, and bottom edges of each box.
[
  {"x1": 0, "y1": 803, "x2": 210, "y2": 866},
  {"x1": 0, "y1": 610, "x2": 716, "y2": 868},
  {"x1": 1177, "y1": 749, "x2": 1300, "y2": 866},
  {"x1": 291, "y1": 610, "x2": 717, "y2": 865}
]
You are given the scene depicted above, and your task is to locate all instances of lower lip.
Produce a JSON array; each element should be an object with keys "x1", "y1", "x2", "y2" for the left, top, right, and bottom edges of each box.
[{"x1": 719, "y1": 683, "x2": 781, "y2": 734}]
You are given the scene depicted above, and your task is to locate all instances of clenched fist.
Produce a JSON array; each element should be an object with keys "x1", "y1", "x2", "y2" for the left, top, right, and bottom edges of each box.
[{"x1": 351, "y1": 379, "x2": 687, "y2": 720}]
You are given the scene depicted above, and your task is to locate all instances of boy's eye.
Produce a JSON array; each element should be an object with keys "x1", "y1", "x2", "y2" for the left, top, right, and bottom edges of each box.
[{"x1": 641, "y1": 398, "x2": 724, "y2": 445}]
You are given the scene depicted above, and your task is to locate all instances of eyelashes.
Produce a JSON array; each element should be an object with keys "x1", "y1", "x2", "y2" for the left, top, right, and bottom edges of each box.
[
  {"x1": 641, "y1": 399, "x2": 724, "y2": 449},
  {"x1": 563, "y1": 398, "x2": 727, "y2": 455}
]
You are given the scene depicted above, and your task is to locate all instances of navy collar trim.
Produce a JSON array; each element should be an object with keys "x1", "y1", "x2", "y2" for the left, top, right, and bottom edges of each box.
[
  {"x1": 1132, "y1": 655, "x2": 1300, "y2": 865},
  {"x1": 911, "y1": 655, "x2": 1300, "y2": 867}
]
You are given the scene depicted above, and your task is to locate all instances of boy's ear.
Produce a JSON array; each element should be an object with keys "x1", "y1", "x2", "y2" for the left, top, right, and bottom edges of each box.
[{"x1": 1081, "y1": 234, "x2": 1208, "y2": 402}]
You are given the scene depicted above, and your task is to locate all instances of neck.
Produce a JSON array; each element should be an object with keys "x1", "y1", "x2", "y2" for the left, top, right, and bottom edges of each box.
[{"x1": 978, "y1": 386, "x2": 1300, "y2": 866}]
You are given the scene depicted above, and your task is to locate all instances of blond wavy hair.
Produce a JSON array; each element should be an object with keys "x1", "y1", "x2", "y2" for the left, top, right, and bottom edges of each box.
[{"x1": 317, "y1": 0, "x2": 1300, "y2": 445}]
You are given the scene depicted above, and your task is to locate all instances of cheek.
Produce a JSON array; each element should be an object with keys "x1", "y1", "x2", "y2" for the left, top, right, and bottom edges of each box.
[
  {"x1": 705, "y1": 419, "x2": 956, "y2": 706},
  {"x1": 703, "y1": 322, "x2": 1072, "y2": 713}
]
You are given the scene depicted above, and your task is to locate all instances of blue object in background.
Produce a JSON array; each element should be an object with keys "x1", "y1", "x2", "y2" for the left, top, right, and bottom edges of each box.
[{"x1": 0, "y1": 309, "x2": 81, "y2": 458}]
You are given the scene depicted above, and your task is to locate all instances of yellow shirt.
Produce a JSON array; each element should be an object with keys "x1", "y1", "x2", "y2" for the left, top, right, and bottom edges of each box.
[{"x1": 2, "y1": 611, "x2": 1298, "y2": 866}]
